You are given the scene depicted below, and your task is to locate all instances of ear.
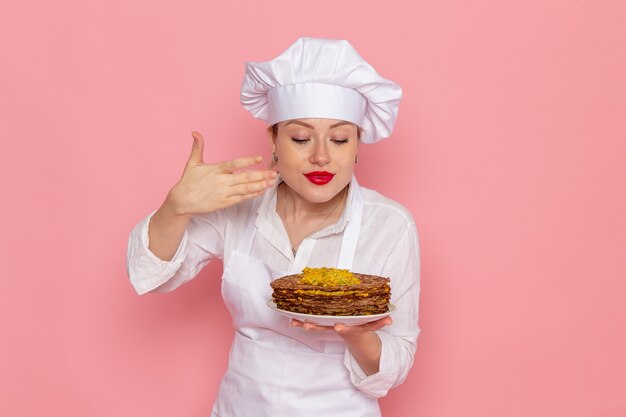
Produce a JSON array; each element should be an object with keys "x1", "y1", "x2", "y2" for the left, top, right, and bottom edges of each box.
[{"x1": 267, "y1": 125, "x2": 277, "y2": 153}]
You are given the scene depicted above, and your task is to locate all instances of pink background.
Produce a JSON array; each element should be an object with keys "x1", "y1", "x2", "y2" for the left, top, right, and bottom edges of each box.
[{"x1": 1, "y1": 1, "x2": 625, "y2": 416}]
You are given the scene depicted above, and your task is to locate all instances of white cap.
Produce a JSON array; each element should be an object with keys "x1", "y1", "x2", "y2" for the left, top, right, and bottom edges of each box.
[{"x1": 240, "y1": 37, "x2": 402, "y2": 144}]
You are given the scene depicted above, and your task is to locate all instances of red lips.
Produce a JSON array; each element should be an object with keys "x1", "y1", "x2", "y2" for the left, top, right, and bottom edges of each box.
[{"x1": 304, "y1": 171, "x2": 335, "y2": 185}]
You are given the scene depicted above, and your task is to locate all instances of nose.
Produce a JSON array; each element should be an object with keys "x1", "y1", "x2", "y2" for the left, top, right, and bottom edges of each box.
[{"x1": 309, "y1": 139, "x2": 330, "y2": 166}]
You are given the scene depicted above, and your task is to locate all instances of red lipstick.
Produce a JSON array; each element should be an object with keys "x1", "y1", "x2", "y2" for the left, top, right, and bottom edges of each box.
[{"x1": 304, "y1": 171, "x2": 335, "y2": 185}]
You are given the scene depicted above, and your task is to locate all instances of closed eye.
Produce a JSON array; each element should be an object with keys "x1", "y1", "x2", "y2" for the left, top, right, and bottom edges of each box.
[
  {"x1": 291, "y1": 137, "x2": 310, "y2": 144},
  {"x1": 332, "y1": 138, "x2": 349, "y2": 145}
]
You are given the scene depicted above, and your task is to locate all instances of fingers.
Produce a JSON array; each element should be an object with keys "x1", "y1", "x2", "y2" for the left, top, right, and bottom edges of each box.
[
  {"x1": 289, "y1": 317, "x2": 393, "y2": 333},
  {"x1": 187, "y1": 131, "x2": 205, "y2": 166},
  {"x1": 290, "y1": 319, "x2": 332, "y2": 331},
  {"x1": 286, "y1": 316, "x2": 394, "y2": 336},
  {"x1": 230, "y1": 169, "x2": 278, "y2": 185},
  {"x1": 186, "y1": 133, "x2": 266, "y2": 174},
  {"x1": 226, "y1": 189, "x2": 267, "y2": 205},
  {"x1": 219, "y1": 155, "x2": 264, "y2": 173},
  {"x1": 335, "y1": 316, "x2": 393, "y2": 334},
  {"x1": 228, "y1": 178, "x2": 276, "y2": 197}
]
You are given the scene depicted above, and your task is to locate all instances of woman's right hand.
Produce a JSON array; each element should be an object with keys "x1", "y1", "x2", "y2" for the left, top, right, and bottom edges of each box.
[{"x1": 164, "y1": 131, "x2": 277, "y2": 216}]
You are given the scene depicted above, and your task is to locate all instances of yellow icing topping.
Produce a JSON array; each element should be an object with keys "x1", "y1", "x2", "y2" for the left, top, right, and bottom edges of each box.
[{"x1": 298, "y1": 267, "x2": 361, "y2": 286}]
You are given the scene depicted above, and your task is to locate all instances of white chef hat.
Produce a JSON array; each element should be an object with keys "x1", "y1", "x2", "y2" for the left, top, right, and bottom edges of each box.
[{"x1": 240, "y1": 37, "x2": 402, "y2": 144}]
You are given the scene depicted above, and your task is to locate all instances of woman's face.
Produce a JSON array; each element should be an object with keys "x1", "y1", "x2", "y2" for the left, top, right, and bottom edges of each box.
[{"x1": 270, "y1": 118, "x2": 359, "y2": 204}]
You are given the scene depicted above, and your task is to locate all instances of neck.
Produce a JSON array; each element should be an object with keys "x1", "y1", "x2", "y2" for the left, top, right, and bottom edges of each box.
[{"x1": 280, "y1": 182, "x2": 348, "y2": 222}]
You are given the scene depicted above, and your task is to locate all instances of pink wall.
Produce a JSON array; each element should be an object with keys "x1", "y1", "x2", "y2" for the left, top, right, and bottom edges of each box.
[{"x1": 1, "y1": 1, "x2": 625, "y2": 416}]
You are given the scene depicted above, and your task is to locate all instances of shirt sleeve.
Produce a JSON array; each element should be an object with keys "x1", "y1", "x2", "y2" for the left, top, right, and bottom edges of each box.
[
  {"x1": 125, "y1": 209, "x2": 226, "y2": 295},
  {"x1": 343, "y1": 223, "x2": 421, "y2": 398}
]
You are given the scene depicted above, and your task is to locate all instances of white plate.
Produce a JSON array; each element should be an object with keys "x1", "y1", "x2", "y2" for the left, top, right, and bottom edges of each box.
[{"x1": 267, "y1": 300, "x2": 395, "y2": 326}]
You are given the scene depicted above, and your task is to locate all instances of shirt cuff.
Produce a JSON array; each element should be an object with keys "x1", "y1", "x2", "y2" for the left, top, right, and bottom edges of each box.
[
  {"x1": 126, "y1": 210, "x2": 189, "y2": 294},
  {"x1": 343, "y1": 330, "x2": 397, "y2": 398}
]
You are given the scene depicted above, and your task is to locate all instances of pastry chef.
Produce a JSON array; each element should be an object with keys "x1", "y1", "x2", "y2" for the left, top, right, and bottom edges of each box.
[{"x1": 126, "y1": 37, "x2": 420, "y2": 417}]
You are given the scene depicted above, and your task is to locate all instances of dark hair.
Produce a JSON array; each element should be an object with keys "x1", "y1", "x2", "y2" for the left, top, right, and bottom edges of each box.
[{"x1": 269, "y1": 122, "x2": 363, "y2": 140}]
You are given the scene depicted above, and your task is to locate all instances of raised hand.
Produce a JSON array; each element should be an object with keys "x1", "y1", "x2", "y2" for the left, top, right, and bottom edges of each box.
[{"x1": 165, "y1": 131, "x2": 278, "y2": 216}]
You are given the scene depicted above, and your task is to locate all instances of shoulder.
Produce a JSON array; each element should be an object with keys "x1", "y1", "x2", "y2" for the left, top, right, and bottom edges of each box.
[
  {"x1": 353, "y1": 184, "x2": 420, "y2": 276},
  {"x1": 359, "y1": 185, "x2": 416, "y2": 231}
]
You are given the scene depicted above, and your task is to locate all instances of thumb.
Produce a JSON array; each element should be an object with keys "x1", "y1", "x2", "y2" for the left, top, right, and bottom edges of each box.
[{"x1": 187, "y1": 131, "x2": 204, "y2": 166}]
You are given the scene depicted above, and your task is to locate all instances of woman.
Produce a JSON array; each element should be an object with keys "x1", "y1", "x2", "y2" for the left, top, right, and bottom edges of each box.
[{"x1": 127, "y1": 37, "x2": 420, "y2": 417}]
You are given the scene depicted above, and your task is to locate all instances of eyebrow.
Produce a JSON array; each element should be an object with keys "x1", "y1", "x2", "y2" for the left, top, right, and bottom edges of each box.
[{"x1": 284, "y1": 120, "x2": 354, "y2": 129}]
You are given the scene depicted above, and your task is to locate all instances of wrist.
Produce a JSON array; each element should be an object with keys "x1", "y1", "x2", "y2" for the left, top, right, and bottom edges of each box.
[
  {"x1": 163, "y1": 191, "x2": 192, "y2": 218},
  {"x1": 340, "y1": 329, "x2": 377, "y2": 344},
  {"x1": 155, "y1": 198, "x2": 192, "y2": 227},
  {"x1": 343, "y1": 331, "x2": 382, "y2": 376}
]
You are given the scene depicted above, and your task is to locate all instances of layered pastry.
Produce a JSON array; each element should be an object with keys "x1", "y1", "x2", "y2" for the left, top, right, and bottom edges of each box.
[{"x1": 270, "y1": 267, "x2": 391, "y2": 316}]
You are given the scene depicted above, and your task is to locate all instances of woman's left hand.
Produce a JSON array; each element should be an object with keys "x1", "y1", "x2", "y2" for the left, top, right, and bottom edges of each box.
[
  {"x1": 290, "y1": 316, "x2": 392, "y2": 375},
  {"x1": 289, "y1": 316, "x2": 393, "y2": 340}
]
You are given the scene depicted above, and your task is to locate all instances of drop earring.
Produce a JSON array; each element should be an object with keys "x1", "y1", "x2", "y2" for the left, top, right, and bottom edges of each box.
[
  {"x1": 354, "y1": 155, "x2": 359, "y2": 164},
  {"x1": 273, "y1": 152, "x2": 278, "y2": 162}
]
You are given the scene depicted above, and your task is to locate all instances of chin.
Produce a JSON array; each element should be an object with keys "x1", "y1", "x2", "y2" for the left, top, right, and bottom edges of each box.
[
  {"x1": 304, "y1": 191, "x2": 336, "y2": 204},
  {"x1": 299, "y1": 180, "x2": 349, "y2": 203}
]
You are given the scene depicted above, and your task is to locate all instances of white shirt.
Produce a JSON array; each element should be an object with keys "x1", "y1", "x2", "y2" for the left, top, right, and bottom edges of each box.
[{"x1": 126, "y1": 176, "x2": 421, "y2": 398}]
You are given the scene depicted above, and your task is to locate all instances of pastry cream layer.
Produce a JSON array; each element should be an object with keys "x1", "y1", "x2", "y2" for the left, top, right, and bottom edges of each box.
[{"x1": 293, "y1": 289, "x2": 370, "y2": 297}]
